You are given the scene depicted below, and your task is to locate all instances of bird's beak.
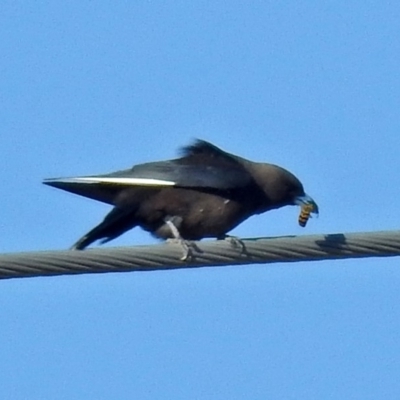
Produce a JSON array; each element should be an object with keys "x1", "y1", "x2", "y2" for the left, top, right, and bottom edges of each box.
[{"x1": 294, "y1": 194, "x2": 319, "y2": 215}]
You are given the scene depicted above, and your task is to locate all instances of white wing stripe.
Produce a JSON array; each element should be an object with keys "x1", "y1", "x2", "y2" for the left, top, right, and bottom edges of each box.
[{"x1": 46, "y1": 177, "x2": 176, "y2": 186}]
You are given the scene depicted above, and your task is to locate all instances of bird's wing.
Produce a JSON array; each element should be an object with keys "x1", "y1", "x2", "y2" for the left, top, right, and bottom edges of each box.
[
  {"x1": 114, "y1": 160, "x2": 251, "y2": 189},
  {"x1": 43, "y1": 178, "x2": 124, "y2": 205},
  {"x1": 44, "y1": 160, "x2": 251, "y2": 191},
  {"x1": 43, "y1": 140, "x2": 253, "y2": 204}
]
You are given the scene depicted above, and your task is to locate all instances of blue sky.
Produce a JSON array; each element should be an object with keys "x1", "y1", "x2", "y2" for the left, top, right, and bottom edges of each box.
[{"x1": 1, "y1": 1, "x2": 400, "y2": 399}]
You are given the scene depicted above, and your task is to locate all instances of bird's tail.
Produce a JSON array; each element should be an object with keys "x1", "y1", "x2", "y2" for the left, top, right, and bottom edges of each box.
[{"x1": 71, "y1": 207, "x2": 139, "y2": 250}]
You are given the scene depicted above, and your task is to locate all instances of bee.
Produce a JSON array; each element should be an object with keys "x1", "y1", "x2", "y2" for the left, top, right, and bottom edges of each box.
[{"x1": 298, "y1": 204, "x2": 315, "y2": 227}]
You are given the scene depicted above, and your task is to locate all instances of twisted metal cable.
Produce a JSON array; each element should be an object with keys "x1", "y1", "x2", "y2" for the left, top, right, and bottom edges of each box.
[{"x1": 0, "y1": 230, "x2": 400, "y2": 280}]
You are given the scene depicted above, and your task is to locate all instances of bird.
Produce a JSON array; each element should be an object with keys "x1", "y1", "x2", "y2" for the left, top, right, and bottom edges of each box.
[{"x1": 43, "y1": 139, "x2": 318, "y2": 259}]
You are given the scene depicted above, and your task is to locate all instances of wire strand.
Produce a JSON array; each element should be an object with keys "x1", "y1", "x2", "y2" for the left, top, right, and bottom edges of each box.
[{"x1": 1, "y1": 230, "x2": 399, "y2": 280}]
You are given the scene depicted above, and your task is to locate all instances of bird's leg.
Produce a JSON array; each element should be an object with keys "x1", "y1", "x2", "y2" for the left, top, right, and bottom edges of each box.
[
  {"x1": 164, "y1": 217, "x2": 197, "y2": 261},
  {"x1": 218, "y1": 234, "x2": 247, "y2": 254}
]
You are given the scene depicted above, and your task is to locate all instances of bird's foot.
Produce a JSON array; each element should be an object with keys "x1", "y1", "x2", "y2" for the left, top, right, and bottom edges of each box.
[
  {"x1": 219, "y1": 235, "x2": 247, "y2": 254},
  {"x1": 164, "y1": 216, "x2": 200, "y2": 261},
  {"x1": 166, "y1": 238, "x2": 200, "y2": 261}
]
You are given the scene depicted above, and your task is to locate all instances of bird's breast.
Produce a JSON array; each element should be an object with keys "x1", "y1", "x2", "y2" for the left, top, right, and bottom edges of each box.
[
  {"x1": 169, "y1": 190, "x2": 250, "y2": 239},
  {"x1": 138, "y1": 188, "x2": 252, "y2": 240}
]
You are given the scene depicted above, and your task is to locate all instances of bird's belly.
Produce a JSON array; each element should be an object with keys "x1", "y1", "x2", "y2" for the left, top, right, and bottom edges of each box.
[
  {"x1": 169, "y1": 197, "x2": 249, "y2": 240},
  {"x1": 137, "y1": 188, "x2": 252, "y2": 240},
  {"x1": 180, "y1": 199, "x2": 244, "y2": 239}
]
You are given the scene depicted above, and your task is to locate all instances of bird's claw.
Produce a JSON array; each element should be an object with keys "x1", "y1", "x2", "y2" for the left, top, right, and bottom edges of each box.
[
  {"x1": 166, "y1": 238, "x2": 198, "y2": 261},
  {"x1": 220, "y1": 235, "x2": 247, "y2": 254},
  {"x1": 180, "y1": 240, "x2": 194, "y2": 261}
]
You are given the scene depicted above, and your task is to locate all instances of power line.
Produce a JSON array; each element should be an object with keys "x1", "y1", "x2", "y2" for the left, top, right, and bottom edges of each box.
[{"x1": 0, "y1": 230, "x2": 399, "y2": 280}]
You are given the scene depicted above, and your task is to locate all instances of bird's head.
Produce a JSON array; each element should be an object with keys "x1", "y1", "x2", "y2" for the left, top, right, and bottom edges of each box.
[
  {"x1": 279, "y1": 170, "x2": 319, "y2": 216},
  {"x1": 250, "y1": 163, "x2": 318, "y2": 217}
]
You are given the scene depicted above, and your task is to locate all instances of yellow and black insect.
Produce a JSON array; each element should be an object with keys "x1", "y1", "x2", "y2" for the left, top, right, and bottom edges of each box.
[{"x1": 298, "y1": 204, "x2": 315, "y2": 227}]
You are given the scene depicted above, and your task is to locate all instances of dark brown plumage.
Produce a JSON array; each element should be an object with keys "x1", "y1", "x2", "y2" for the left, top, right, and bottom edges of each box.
[{"x1": 43, "y1": 140, "x2": 318, "y2": 255}]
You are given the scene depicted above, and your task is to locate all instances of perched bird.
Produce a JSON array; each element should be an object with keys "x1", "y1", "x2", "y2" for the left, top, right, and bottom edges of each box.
[{"x1": 43, "y1": 140, "x2": 318, "y2": 258}]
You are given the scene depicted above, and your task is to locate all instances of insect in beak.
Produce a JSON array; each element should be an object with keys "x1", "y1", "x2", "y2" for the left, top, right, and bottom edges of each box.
[{"x1": 294, "y1": 194, "x2": 318, "y2": 227}]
